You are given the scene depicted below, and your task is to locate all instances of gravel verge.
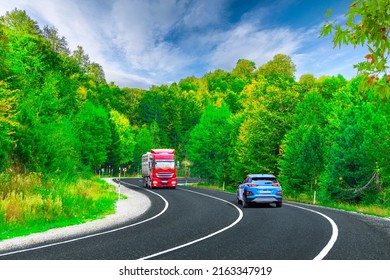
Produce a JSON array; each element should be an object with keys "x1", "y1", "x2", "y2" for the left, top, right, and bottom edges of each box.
[{"x1": 0, "y1": 178, "x2": 151, "y2": 252}]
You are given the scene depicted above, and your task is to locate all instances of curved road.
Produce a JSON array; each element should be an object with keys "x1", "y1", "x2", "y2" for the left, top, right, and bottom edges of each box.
[{"x1": 1, "y1": 178, "x2": 389, "y2": 260}]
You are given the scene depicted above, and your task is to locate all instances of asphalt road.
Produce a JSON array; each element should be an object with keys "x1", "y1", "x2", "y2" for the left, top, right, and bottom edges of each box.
[{"x1": 1, "y1": 178, "x2": 389, "y2": 260}]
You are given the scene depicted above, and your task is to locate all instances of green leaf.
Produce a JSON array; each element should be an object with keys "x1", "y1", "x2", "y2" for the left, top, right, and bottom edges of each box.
[
  {"x1": 320, "y1": 23, "x2": 333, "y2": 38},
  {"x1": 325, "y1": 8, "x2": 332, "y2": 18}
]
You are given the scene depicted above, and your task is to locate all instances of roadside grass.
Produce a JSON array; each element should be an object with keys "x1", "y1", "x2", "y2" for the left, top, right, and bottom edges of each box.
[
  {"x1": 284, "y1": 193, "x2": 390, "y2": 218},
  {"x1": 332, "y1": 203, "x2": 390, "y2": 217},
  {"x1": 0, "y1": 173, "x2": 118, "y2": 240},
  {"x1": 189, "y1": 182, "x2": 390, "y2": 218}
]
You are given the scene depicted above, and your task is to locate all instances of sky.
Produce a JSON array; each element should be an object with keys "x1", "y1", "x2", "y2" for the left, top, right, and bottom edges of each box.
[{"x1": 0, "y1": 0, "x2": 366, "y2": 89}]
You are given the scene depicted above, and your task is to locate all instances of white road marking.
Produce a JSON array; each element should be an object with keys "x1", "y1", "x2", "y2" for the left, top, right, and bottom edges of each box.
[
  {"x1": 1, "y1": 180, "x2": 336, "y2": 260},
  {"x1": 0, "y1": 180, "x2": 168, "y2": 257},
  {"x1": 285, "y1": 203, "x2": 339, "y2": 260},
  {"x1": 138, "y1": 187, "x2": 244, "y2": 260}
]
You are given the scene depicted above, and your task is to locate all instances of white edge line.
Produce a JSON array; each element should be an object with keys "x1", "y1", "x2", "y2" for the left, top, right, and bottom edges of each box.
[
  {"x1": 0, "y1": 181, "x2": 168, "y2": 257},
  {"x1": 1, "y1": 183, "x2": 334, "y2": 260},
  {"x1": 285, "y1": 203, "x2": 339, "y2": 260},
  {"x1": 138, "y1": 188, "x2": 244, "y2": 260}
]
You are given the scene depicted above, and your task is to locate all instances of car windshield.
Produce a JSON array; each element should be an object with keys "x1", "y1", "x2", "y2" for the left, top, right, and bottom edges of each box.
[{"x1": 155, "y1": 160, "x2": 175, "y2": 170}]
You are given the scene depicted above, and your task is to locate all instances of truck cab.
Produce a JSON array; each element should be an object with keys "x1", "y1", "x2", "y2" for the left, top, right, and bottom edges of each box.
[{"x1": 142, "y1": 149, "x2": 177, "y2": 189}]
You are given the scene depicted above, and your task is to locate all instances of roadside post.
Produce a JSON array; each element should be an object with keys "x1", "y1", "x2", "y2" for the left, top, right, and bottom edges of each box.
[
  {"x1": 222, "y1": 180, "x2": 225, "y2": 192},
  {"x1": 313, "y1": 171, "x2": 318, "y2": 204},
  {"x1": 118, "y1": 167, "x2": 121, "y2": 200}
]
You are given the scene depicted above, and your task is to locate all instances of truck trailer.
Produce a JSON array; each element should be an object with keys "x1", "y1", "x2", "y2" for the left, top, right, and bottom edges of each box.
[{"x1": 142, "y1": 149, "x2": 177, "y2": 189}]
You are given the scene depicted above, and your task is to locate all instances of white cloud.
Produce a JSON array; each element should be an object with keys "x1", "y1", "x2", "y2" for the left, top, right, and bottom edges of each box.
[
  {"x1": 108, "y1": 0, "x2": 190, "y2": 71},
  {"x1": 1, "y1": 0, "x2": 175, "y2": 88},
  {"x1": 102, "y1": 0, "x2": 232, "y2": 84},
  {"x1": 293, "y1": 43, "x2": 366, "y2": 80},
  {"x1": 105, "y1": 67, "x2": 156, "y2": 89},
  {"x1": 205, "y1": 20, "x2": 303, "y2": 72},
  {"x1": 1, "y1": 0, "x2": 111, "y2": 65},
  {"x1": 181, "y1": 0, "x2": 228, "y2": 29},
  {"x1": 0, "y1": 0, "x2": 369, "y2": 88},
  {"x1": 292, "y1": 19, "x2": 367, "y2": 80}
]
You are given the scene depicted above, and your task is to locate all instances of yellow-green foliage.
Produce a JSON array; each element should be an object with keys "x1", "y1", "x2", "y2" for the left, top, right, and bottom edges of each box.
[
  {"x1": 0, "y1": 173, "x2": 117, "y2": 240},
  {"x1": 284, "y1": 192, "x2": 390, "y2": 218}
]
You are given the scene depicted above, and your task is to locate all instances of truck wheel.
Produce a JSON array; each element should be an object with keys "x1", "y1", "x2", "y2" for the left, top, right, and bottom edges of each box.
[{"x1": 147, "y1": 178, "x2": 152, "y2": 189}]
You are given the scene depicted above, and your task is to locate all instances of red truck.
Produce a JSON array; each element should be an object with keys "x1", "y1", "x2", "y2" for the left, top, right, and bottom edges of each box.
[{"x1": 142, "y1": 149, "x2": 177, "y2": 189}]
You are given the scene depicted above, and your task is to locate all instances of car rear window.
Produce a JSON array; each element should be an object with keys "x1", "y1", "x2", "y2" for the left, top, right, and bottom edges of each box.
[{"x1": 252, "y1": 177, "x2": 276, "y2": 182}]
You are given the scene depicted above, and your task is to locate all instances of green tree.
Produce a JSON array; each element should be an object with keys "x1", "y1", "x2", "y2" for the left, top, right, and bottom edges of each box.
[
  {"x1": 109, "y1": 109, "x2": 135, "y2": 165},
  {"x1": 256, "y1": 54, "x2": 296, "y2": 78},
  {"x1": 0, "y1": 9, "x2": 40, "y2": 36},
  {"x1": 2, "y1": 13, "x2": 74, "y2": 172},
  {"x1": 317, "y1": 75, "x2": 348, "y2": 99},
  {"x1": 178, "y1": 76, "x2": 200, "y2": 92},
  {"x1": 0, "y1": 23, "x2": 9, "y2": 80},
  {"x1": 132, "y1": 125, "x2": 153, "y2": 173},
  {"x1": 360, "y1": 98, "x2": 390, "y2": 204},
  {"x1": 139, "y1": 86, "x2": 166, "y2": 125},
  {"x1": 231, "y1": 76, "x2": 299, "y2": 181},
  {"x1": 278, "y1": 91, "x2": 328, "y2": 195},
  {"x1": 298, "y1": 74, "x2": 317, "y2": 93},
  {"x1": 280, "y1": 126, "x2": 325, "y2": 195},
  {"x1": 0, "y1": 81, "x2": 17, "y2": 170},
  {"x1": 161, "y1": 83, "x2": 201, "y2": 155},
  {"x1": 187, "y1": 103, "x2": 232, "y2": 183},
  {"x1": 149, "y1": 120, "x2": 162, "y2": 147},
  {"x1": 71, "y1": 45, "x2": 91, "y2": 73},
  {"x1": 204, "y1": 69, "x2": 231, "y2": 95},
  {"x1": 231, "y1": 59, "x2": 256, "y2": 81},
  {"x1": 40, "y1": 118, "x2": 81, "y2": 176},
  {"x1": 88, "y1": 62, "x2": 106, "y2": 84},
  {"x1": 42, "y1": 25, "x2": 70, "y2": 55},
  {"x1": 5, "y1": 31, "x2": 58, "y2": 89},
  {"x1": 321, "y1": 0, "x2": 390, "y2": 96},
  {"x1": 319, "y1": 79, "x2": 390, "y2": 204},
  {"x1": 325, "y1": 104, "x2": 375, "y2": 202},
  {"x1": 75, "y1": 102, "x2": 111, "y2": 170},
  {"x1": 118, "y1": 87, "x2": 146, "y2": 125}
]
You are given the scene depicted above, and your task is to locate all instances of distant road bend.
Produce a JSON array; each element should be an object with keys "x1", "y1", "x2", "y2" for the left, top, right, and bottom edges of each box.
[{"x1": 0, "y1": 177, "x2": 389, "y2": 260}]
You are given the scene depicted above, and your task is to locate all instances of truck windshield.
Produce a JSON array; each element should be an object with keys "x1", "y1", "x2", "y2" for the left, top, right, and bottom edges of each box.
[{"x1": 155, "y1": 160, "x2": 175, "y2": 170}]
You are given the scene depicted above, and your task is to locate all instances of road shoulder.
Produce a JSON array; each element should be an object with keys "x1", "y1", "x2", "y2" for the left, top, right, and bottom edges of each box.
[{"x1": 0, "y1": 178, "x2": 151, "y2": 252}]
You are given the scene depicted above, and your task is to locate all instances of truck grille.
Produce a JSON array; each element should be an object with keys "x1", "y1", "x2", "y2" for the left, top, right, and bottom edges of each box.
[{"x1": 156, "y1": 173, "x2": 173, "y2": 179}]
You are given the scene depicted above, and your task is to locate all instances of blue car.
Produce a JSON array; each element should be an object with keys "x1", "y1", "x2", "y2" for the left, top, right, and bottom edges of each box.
[{"x1": 237, "y1": 174, "x2": 282, "y2": 208}]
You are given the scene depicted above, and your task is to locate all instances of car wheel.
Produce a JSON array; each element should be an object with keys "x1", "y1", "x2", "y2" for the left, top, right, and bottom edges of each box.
[
  {"x1": 276, "y1": 201, "x2": 282, "y2": 208},
  {"x1": 242, "y1": 197, "x2": 249, "y2": 208}
]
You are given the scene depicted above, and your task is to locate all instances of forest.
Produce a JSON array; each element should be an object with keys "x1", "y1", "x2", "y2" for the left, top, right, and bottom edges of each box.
[{"x1": 0, "y1": 5, "x2": 389, "y2": 233}]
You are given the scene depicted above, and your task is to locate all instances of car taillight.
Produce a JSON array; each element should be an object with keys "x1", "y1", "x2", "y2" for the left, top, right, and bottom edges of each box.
[
  {"x1": 273, "y1": 183, "x2": 280, "y2": 186},
  {"x1": 277, "y1": 190, "x2": 282, "y2": 195},
  {"x1": 245, "y1": 190, "x2": 254, "y2": 196},
  {"x1": 247, "y1": 183, "x2": 257, "y2": 187}
]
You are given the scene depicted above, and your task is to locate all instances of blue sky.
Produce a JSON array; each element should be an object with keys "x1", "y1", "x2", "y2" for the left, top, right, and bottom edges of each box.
[{"x1": 0, "y1": 0, "x2": 366, "y2": 89}]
